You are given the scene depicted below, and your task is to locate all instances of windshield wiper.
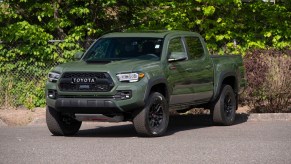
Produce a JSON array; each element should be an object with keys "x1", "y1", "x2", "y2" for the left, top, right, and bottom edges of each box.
[
  {"x1": 84, "y1": 58, "x2": 130, "y2": 63},
  {"x1": 85, "y1": 59, "x2": 112, "y2": 64}
]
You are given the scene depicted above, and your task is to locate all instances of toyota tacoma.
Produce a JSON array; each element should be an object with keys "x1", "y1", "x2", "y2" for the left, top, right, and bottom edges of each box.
[{"x1": 46, "y1": 31, "x2": 246, "y2": 137}]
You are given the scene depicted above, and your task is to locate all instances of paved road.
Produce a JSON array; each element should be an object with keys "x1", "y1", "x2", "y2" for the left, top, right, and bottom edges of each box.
[{"x1": 0, "y1": 115, "x2": 290, "y2": 164}]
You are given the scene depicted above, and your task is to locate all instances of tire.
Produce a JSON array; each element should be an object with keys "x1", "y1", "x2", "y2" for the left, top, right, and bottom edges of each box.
[
  {"x1": 46, "y1": 106, "x2": 82, "y2": 136},
  {"x1": 133, "y1": 92, "x2": 169, "y2": 137},
  {"x1": 211, "y1": 85, "x2": 237, "y2": 126}
]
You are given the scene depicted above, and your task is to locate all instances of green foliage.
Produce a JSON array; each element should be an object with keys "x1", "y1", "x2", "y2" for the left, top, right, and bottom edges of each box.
[
  {"x1": 0, "y1": 0, "x2": 139, "y2": 109},
  {"x1": 132, "y1": 0, "x2": 291, "y2": 54},
  {"x1": 0, "y1": 70, "x2": 48, "y2": 109},
  {"x1": 1, "y1": 1, "x2": 290, "y2": 59}
]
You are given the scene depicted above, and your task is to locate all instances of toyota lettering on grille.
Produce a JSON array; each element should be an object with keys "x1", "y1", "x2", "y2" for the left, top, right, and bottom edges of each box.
[{"x1": 71, "y1": 77, "x2": 97, "y2": 84}]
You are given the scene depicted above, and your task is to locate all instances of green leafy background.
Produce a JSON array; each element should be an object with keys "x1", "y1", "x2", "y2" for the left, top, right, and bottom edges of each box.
[{"x1": 0, "y1": 0, "x2": 290, "y2": 110}]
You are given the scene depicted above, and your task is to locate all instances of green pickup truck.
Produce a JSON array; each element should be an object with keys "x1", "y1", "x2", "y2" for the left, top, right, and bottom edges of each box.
[{"x1": 46, "y1": 31, "x2": 246, "y2": 137}]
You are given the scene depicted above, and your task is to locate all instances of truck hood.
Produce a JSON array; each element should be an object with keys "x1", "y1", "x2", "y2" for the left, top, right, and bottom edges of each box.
[{"x1": 52, "y1": 59, "x2": 160, "y2": 75}]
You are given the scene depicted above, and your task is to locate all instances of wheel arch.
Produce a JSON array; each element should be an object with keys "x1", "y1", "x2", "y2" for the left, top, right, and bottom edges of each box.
[
  {"x1": 212, "y1": 71, "x2": 238, "y2": 102},
  {"x1": 144, "y1": 77, "x2": 170, "y2": 104}
]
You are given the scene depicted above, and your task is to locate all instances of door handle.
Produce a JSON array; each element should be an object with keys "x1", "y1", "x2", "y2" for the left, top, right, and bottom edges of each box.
[
  {"x1": 185, "y1": 68, "x2": 193, "y2": 72},
  {"x1": 169, "y1": 65, "x2": 176, "y2": 70},
  {"x1": 205, "y1": 65, "x2": 211, "y2": 69}
]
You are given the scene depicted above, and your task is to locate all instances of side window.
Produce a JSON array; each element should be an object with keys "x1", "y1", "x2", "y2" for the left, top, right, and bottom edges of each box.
[
  {"x1": 168, "y1": 37, "x2": 187, "y2": 60},
  {"x1": 185, "y1": 37, "x2": 204, "y2": 60}
]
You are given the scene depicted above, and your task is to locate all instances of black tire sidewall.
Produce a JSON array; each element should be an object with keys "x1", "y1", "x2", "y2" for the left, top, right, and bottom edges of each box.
[
  {"x1": 133, "y1": 92, "x2": 169, "y2": 137},
  {"x1": 145, "y1": 93, "x2": 169, "y2": 136},
  {"x1": 46, "y1": 106, "x2": 82, "y2": 136},
  {"x1": 219, "y1": 85, "x2": 236, "y2": 125}
]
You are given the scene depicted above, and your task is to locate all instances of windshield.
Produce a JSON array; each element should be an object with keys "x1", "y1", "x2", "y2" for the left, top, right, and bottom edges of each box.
[{"x1": 83, "y1": 37, "x2": 164, "y2": 62}]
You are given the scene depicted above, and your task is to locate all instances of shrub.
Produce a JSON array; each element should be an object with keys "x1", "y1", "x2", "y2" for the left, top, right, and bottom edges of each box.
[
  {"x1": 242, "y1": 49, "x2": 291, "y2": 113},
  {"x1": 0, "y1": 66, "x2": 49, "y2": 110}
]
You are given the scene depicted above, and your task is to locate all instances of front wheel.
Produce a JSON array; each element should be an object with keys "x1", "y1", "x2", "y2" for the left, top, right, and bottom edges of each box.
[
  {"x1": 46, "y1": 106, "x2": 82, "y2": 136},
  {"x1": 133, "y1": 92, "x2": 169, "y2": 137},
  {"x1": 211, "y1": 85, "x2": 237, "y2": 126}
]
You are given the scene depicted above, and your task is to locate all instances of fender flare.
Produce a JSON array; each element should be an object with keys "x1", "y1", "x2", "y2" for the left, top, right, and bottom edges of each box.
[
  {"x1": 211, "y1": 71, "x2": 238, "y2": 102},
  {"x1": 143, "y1": 77, "x2": 170, "y2": 104}
]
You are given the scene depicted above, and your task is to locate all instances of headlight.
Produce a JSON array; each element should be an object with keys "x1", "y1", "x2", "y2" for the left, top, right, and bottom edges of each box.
[
  {"x1": 116, "y1": 72, "x2": 145, "y2": 83},
  {"x1": 48, "y1": 72, "x2": 61, "y2": 82}
]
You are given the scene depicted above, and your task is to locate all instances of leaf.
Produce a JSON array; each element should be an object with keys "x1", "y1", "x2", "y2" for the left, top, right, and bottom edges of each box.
[
  {"x1": 264, "y1": 32, "x2": 272, "y2": 37},
  {"x1": 202, "y1": 6, "x2": 215, "y2": 16}
]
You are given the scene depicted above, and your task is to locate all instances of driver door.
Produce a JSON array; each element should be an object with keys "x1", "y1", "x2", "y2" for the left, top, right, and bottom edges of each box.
[{"x1": 166, "y1": 37, "x2": 196, "y2": 104}]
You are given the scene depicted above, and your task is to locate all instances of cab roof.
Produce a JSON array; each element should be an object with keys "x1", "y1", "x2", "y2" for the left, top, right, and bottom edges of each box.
[{"x1": 102, "y1": 30, "x2": 199, "y2": 38}]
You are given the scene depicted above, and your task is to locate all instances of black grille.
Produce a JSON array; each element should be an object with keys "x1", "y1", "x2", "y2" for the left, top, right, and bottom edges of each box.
[{"x1": 59, "y1": 72, "x2": 114, "y2": 92}]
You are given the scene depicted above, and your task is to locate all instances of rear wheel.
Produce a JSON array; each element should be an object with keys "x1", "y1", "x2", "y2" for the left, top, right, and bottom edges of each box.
[
  {"x1": 211, "y1": 85, "x2": 237, "y2": 125},
  {"x1": 133, "y1": 92, "x2": 169, "y2": 137},
  {"x1": 46, "y1": 106, "x2": 82, "y2": 136}
]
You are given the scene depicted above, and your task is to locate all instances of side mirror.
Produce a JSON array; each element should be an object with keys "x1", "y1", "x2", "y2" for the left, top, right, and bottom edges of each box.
[
  {"x1": 168, "y1": 52, "x2": 187, "y2": 62},
  {"x1": 74, "y1": 51, "x2": 84, "y2": 60}
]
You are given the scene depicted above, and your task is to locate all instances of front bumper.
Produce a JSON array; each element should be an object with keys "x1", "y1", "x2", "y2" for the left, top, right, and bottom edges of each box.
[
  {"x1": 46, "y1": 77, "x2": 148, "y2": 114},
  {"x1": 47, "y1": 96, "x2": 145, "y2": 114},
  {"x1": 55, "y1": 98, "x2": 120, "y2": 114}
]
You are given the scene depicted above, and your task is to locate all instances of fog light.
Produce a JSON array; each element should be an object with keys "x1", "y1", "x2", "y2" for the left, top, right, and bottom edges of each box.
[
  {"x1": 48, "y1": 90, "x2": 57, "y2": 99},
  {"x1": 114, "y1": 91, "x2": 132, "y2": 100}
]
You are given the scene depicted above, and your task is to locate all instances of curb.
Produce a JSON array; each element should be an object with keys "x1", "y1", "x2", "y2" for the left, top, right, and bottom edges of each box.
[
  {"x1": 23, "y1": 113, "x2": 291, "y2": 127},
  {"x1": 247, "y1": 113, "x2": 291, "y2": 121},
  {"x1": 1, "y1": 113, "x2": 290, "y2": 127},
  {"x1": 0, "y1": 119, "x2": 7, "y2": 127},
  {"x1": 27, "y1": 118, "x2": 46, "y2": 126}
]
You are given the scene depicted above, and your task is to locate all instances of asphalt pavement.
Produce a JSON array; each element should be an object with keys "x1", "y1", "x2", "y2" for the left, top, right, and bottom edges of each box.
[{"x1": 0, "y1": 115, "x2": 290, "y2": 164}]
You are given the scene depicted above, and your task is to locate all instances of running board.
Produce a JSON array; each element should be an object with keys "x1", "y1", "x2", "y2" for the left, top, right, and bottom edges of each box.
[{"x1": 75, "y1": 114, "x2": 124, "y2": 122}]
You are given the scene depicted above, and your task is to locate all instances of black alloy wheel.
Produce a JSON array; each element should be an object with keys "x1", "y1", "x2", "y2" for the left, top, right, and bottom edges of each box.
[
  {"x1": 148, "y1": 96, "x2": 165, "y2": 133},
  {"x1": 224, "y1": 93, "x2": 233, "y2": 118},
  {"x1": 212, "y1": 85, "x2": 237, "y2": 126},
  {"x1": 133, "y1": 92, "x2": 169, "y2": 137}
]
